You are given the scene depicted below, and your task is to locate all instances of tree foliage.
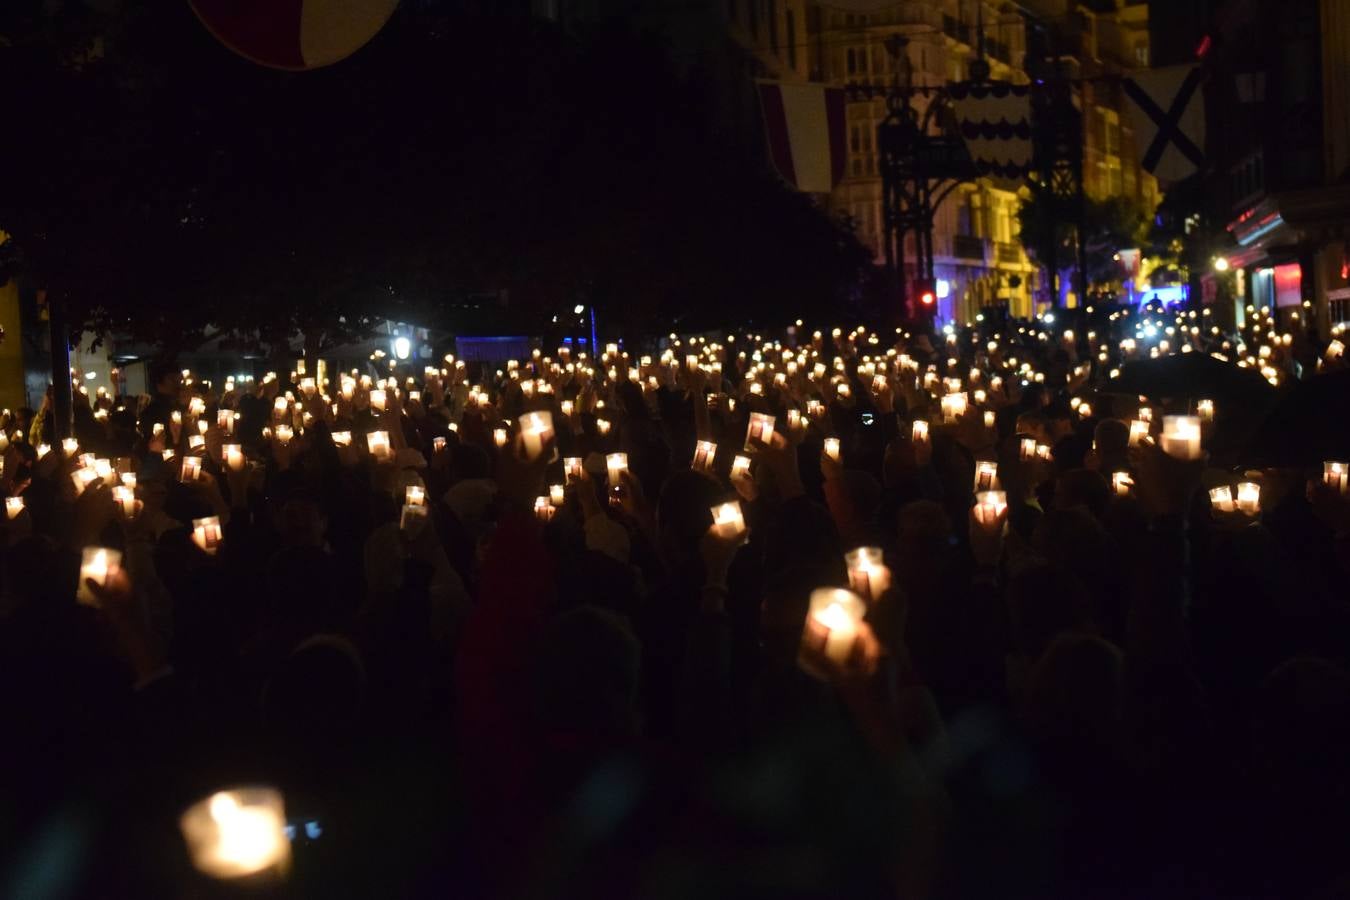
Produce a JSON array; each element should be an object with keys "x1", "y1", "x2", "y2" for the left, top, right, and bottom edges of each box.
[
  {"x1": 1016, "y1": 184, "x2": 1150, "y2": 293},
  {"x1": 0, "y1": 1, "x2": 868, "y2": 350}
]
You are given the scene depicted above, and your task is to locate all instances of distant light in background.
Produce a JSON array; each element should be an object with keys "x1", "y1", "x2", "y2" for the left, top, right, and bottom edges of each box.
[
  {"x1": 392, "y1": 336, "x2": 411, "y2": 360},
  {"x1": 1213, "y1": 257, "x2": 1230, "y2": 272}
]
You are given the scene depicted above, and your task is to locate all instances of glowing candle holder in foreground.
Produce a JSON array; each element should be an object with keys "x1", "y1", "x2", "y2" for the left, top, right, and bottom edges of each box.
[
  {"x1": 1209, "y1": 485, "x2": 1235, "y2": 513},
  {"x1": 911, "y1": 420, "x2": 929, "y2": 443},
  {"x1": 823, "y1": 437, "x2": 841, "y2": 462},
  {"x1": 940, "y1": 392, "x2": 968, "y2": 424},
  {"x1": 693, "y1": 440, "x2": 717, "y2": 473},
  {"x1": 5, "y1": 496, "x2": 24, "y2": 520},
  {"x1": 606, "y1": 452, "x2": 629, "y2": 485},
  {"x1": 518, "y1": 411, "x2": 555, "y2": 461},
  {"x1": 973, "y1": 461, "x2": 998, "y2": 492},
  {"x1": 805, "y1": 588, "x2": 866, "y2": 664},
  {"x1": 1128, "y1": 419, "x2": 1150, "y2": 448},
  {"x1": 180, "y1": 457, "x2": 202, "y2": 483},
  {"x1": 367, "y1": 430, "x2": 392, "y2": 462},
  {"x1": 731, "y1": 454, "x2": 752, "y2": 480},
  {"x1": 710, "y1": 500, "x2": 746, "y2": 540},
  {"x1": 1019, "y1": 437, "x2": 1037, "y2": 461},
  {"x1": 974, "y1": 490, "x2": 1007, "y2": 527},
  {"x1": 1197, "y1": 399, "x2": 1215, "y2": 422},
  {"x1": 564, "y1": 457, "x2": 585, "y2": 485},
  {"x1": 77, "y1": 546, "x2": 122, "y2": 607},
  {"x1": 193, "y1": 516, "x2": 223, "y2": 556},
  {"x1": 1160, "y1": 415, "x2": 1203, "y2": 460},
  {"x1": 845, "y1": 546, "x2": 890, "y2": 603},
  {"x1": 1111, "y1": 471, "x2": 1133, "y2": 496},
  {"x1": 180, "y1": 787, "x2": 290, "y2": 881},
  {"x1": 1323, "y1": 461, "x2": 1349, "y2": 495},
  {"x1": 405, "y1": 485, "x2": 426, "y2": 508},
  {"x1": 1236, "y1": 481, "x2": 1261, "y2": 515},
  {"x1": 224, "y1": 444, "x2": 244, "y2": 472},
  {"x1": 549, "y1": 483, "x2": 566, "y2": 506},
  {"x1": 744, "y1": 412, "x2": 776, "y2": 450}
]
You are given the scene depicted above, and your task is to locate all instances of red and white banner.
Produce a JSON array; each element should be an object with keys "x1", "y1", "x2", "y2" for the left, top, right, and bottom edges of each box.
[
  {"x1": 758, "y1": 82, "x2": 847, "y2": 194},
  {"x1": 190, "y1": 0, "x2": 399, "y2": 71}
]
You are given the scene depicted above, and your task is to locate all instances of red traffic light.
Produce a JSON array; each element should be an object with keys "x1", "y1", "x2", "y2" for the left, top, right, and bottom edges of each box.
[
  {"x1": 920, "y1": 290, "x2": 935, "y2": 306},
  {"x1": 915, "y1": 278, "x2": 936, "y2": 306}
]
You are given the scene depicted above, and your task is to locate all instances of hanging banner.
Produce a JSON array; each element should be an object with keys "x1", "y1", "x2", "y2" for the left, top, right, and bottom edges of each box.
[
  {"x1": 947, "y1": 81, "x2": 1034, "y2": 179},
  {"x1": 1122, "y1": 66, "x2": 1206, "y2": 183},
  {"x1": 757, "y1": 82, "x2": 847, "y2": 194}
]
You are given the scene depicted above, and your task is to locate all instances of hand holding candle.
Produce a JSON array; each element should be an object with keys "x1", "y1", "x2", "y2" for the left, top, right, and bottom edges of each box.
[
  {"x1": 1160, "y1": 415, "x2": 1203, "y2": 461},
  {"x1": 77, "y1": 546, "x2": 123, "y2": 607},
  {"x1": 180, "y1": 787, "x2": 290, "y2": 881},
  {"x1": 844, "y1": 547, "x2": 890, "y2": 603}
]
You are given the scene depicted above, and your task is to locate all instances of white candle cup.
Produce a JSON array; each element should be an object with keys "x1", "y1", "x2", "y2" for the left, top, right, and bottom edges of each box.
[
  {"x1": 1138, "y1": 406, "x2": 1154, "y2": 424},
  {"x1": 180, "y1": 457, "x2": 202, "y2": 483},
  {"x1": 807, "y1": 400, "x2": 824, "y2": 419},
  {"x1": 367, "y1": 431, "x2": 392, "y2": 461},
  {"x1": 36, "y1": 444, "x2": 51, "y2": 460},
  {"x1": 1236, "y1": 482, "x2": 1261, "y2": 515},
  {"x1": 823, "y1": 437, "x2": 841, "y2": 462},
  {"x1": 405, "y1": 485, "x2": 426, "y2": 507},
  {"x1": 432, "y1": 436, "x2": 447, "y2": 453},
  {"x1": 744, "y1": 412, "x2": 776, "y2": 450},
  {"x1": 189, "y1": 434, "x2": 206, "y2": 451},
  {"x1": 973, "y1": 461, "x2": 999, "y2": 492},
  {"x1": 271, "y1": 397, "x2": 288, "y2": 418},
  {"x1": 1160, "y1": 415, "x2": 1203, "y2": 461},
  {"x1": 693, "y1": 440, "x2": 717, "y2": 472},
  {"x1": 845, "y1": 546, "x2": 890, "y2": 603},
  {"x1": 120, "y1": 472, "x2": 137, "y2": 490},
  {"x1": 710, "y1": 500, "x2": 746, "y2": 540},
  {"x1": 549, "y1": 483, "x2": 566, "y2": 506},
  {"x1": 1111, "y1": 471, "x2": 1133, "y2": 496},
  {"x1": 273, "y1": 424, "x2": 293, "y2": 446},
  {"x1": 941, "y1": 392, "x2": 968, "y2": 424},
  {"x1": 1036, "y1": 443, "x2": 1052, "y2": 461},
  {"x1": 77, "y1": 546, "x2": 122, "y2": 607},
  {"x1": 911, "y1": 419, "x2": 930, "y2": 444},
  {"x1": 62, "y1": 437, "x2": 79, "y2": 456},
  {"x1": 370, "y1": 389, "x2": 387, "y2": 412},
  {"x1": 400, "y1": 503, "x2": 429, "y2": 535},
  {"x1": 595, "y1": 419, "x2": 612, "y2": 436},
  {"x1": 1197, "y1": 399, "x2": 1215, "y2": 422},
  {"x1": 5, "y1": 496, "x2": 24, "y2": 520},
  {"x1": 534, "y1": 496, "x2": 556, "y2": 523},
  {"x1": 193, "y1": 516, "x2": 223, "y2": 556},
  {"x1": 1323, "y1": 461, "x2": 1349, "y2": 495},
  {"x1": 974, "y1": 490, "x2": 1008, "y2": 527},
  {"x1": 606, "y1": 452, "x2": 629, "y2": 486},
  {"x1": 518, "y1": 411, "x2": 555, "y2": 461},
  {"x1": 492, "y1": 428, "x2": 510, "y2": 449},
  {"x1": 112, "y1": 485, "x2": 138, "y2": 519},
  {"x1": 1209, "y1": 485, "x2": 1235, "y2": 513},
  {"x1": 786, "y1": 408, "x2": 803, "y2": 433},
  {"x1": 223, "y1": 444, "x2": 244, "y2": 472},
  {"x1": 836, "y1": 382, "x2": 851, "y2": 399},
  {"x1": 180, "y1": 787, "x2": 290, "y2": 881},
  {"x1": 93, "y1": 458, "x2": 116, "y2": 486},
  {"x1": 564, "y1": 457, "x2": 585, "y2": 485},
  {"x1": 872, "y1": 375, "x2": 888, "y2": 395},
  {"x1": 983, "y1": 410, "x2": 996, "y2": 429},
  {"x1": 806, "y1": 587, "x2": 866, "y2": 665},
  {"x1": 1128, "y1": 420, "x2": 1150, "y2": 447},
  {"x1": 731, "y1": 455, "x2": 752, "y2": 480},
  {"x1": 1327, "y1": 339, "x2": 1345, "y2": 359},
  {"x1": 331, "y1": 431, "x2": 352, "y2": 447}
]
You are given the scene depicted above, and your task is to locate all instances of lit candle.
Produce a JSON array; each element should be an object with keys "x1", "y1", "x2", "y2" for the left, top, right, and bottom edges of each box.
[
  {"x1": 367, "y1": 430, "x2": 392, "y2": 461},
  {"x1": 1324, "y1": 461, "x2": 1349, "y2": 495},
  {"x1": 222, "y1": 444, "x2": 243, "y2": 472},
  {"x1": 534, "y1": 496, "x2": 556, "y2": 523},
  {"x1": 973, "y1": 460, "x2": 998, "y2": 492},
  {"x1": 93, "y1": 458, "x2": 116, "y2": 486},
  {"x1": 188, "y1": 434, "x2": 206, "y2": 451},
  {"x1": 112, "y1": 485, "x2": 138, "y2": 519},
  {"x1": 973, "y1": 490, "x2": 1007, "y2": 527},
  {"x1": 5, "y1": 496, "x2": 24, "y2": 520},
  {"x1": 845, "y1": 546, "x2": 890, "y2": 603},
  {"x1": 493, "y1": 428, "x2": 509, "y2": 448},
  {"x1": 786, "y1": 408, "x2": 803, "y2": 433},
  {"x1": 549, "y1": 483, "x2": 566, "y2": 506},
  {"x1": 370, "y1": 389, "x2": 387, "y2": 412},
  {"x1": 912, "y1": 420, "x2": 930, "y2": 443},
  {"x1": 693, "y1": 440, "x2": 717, "y2": 472},
  {"x1": 77, "y1": 546, "x2": 122, "y2": 607},
  {"x1": 1111, "y1": 471, "x2": 1133, "y2": 496},
  {"x1": 432, "y1": 436, "x2": 447, "y2": 453},
  {"x1": 1138, "y1": 406, "x2": 1154, "y2": 424},
  {"x1": 180, "y1": 457, "x2": 202, "y2": 482},
  {"x1": 564, "y1": 457, "x2": 585, "y2": 484},
  {"x1": 331, "y1": 431, "x2": 352, "y2": 447},
  {"x1": 179, "y1": 787, "x2": 290, "y2": 880},
  {"x1": 1160, "y1": 415, "x2": 1202, "y2": 460},
  {"x1": 606, "y1": 452, "x2": 629, "y2": 485},
  {"x1": 744, "y1": 412, "x2": 776, "y2": 450},
  {"x1": 1197, "y1": 399, "x2": 1215, "y2": 422},
  {"x1": 807, "y1": 399, "x2": 824, "y2": 419},
  {"x1": 518, "y1": 411, "x2": 554, "y2": 461},
  {"x1": 1036, "y1": 443, "x2": 1052, "y2": 461},
  {"x1": 405, "y1": 485, "x2": 426, "y2": 507},
  {"x1": 822, "y1": 437, "x2": 842, "y2": 463},
  {"x1": 1128, "y1": 420, "x2": 1150, "y2": 447},
  {"x1": 1328, "y1": 339, "x2": 1345, "y2": 359},
  {"x1": 274, "y1": 424, "x2": 293, "y2": 446},
  {"x1": 596, "y1": 418, "x2": 612, "y2": 436},
  {"x1": 941, "y1": 392, "x2": 968, "y2": 423},
  {"x1": 1209, "y1": 485, "x2": 1235, "y2": 513},
  {"x1": 731, "y1": 454, "x2": 752, "y2": 480},
  {"x1": 120, "y1": 472, "x2": 137, "y2": 490},
  {"x1": 36, "y1": 444, "x2": 50, "y2": 460},
  {"x1": 272, "y1": 397, "x2": 288, "y2": 418},
  {"x1": 400, "y1": 503, "x2": 427, "y2": 534},
  {"x1": 983, "y1": 410, "x2": 996, "y2": 429},
  {"x1": 62, "y1": 437, "x2": 79, "y2": 456},
  {"x1": 806, "y1": 587, "x2": 866, "y2": 664},
  {"x1": 193, "y1": 516, "x2": 223, "y2": 556},
  {"x1": 1236, "y1": 481, "x2": 1261, "y2": 515},
  {"x1": 872, "y1": 375, "x2": 887, "y2": 395},
  {"x1": 710, "y1": 500, "x2": 746, "y2": 540}
]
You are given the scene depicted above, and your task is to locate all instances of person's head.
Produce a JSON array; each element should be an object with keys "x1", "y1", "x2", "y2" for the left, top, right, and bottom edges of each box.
[
  {"x1": 1091, "y1": 418, "x2": 1130, "y2": 472},
  {"x1": 533, "y1": 606, "x2": 641, "y2": 739},
  {"x1": 1023, "y1": 633, "x2": 1124, "y2": 750},
  {"x1": 655, "y1": 469, "x2": 722, "y2": 565},
  {"x1": 148, "y1": 361, "x2": 181, "y2": 399}
]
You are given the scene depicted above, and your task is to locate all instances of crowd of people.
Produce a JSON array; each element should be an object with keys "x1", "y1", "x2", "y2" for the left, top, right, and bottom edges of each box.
[{"x1": 2, "y1": 300, "x2": 1349, "y2": 898}]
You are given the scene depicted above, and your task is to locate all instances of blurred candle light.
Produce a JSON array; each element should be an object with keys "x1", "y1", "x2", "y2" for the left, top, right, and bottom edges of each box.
[
  {"x1": 1160, "y1": 416, "x2": 1202, "y2": 460},
  {"x1": 710, "y1": 500, "x2": 746, "y2": 540},
  {"x1": 549, "y1": 483, "x2": 566, "y2": 506},
  {"x1": 518, "y1": 411, "x2": 554, "y2": 461},
  {"x1": 731, "y1": 454, "x2": 752, "y2": 480},
  {"x1": 534, "y1": 496, "x2": 556, "y2": 523},
  {"x1": 1112, "y1": 471, "x2": 1133, "y2": 496},
  {"x1": 1236, "y1": 481, "x2": 1261, "y2": 515},
  {"x1": 5, "y1": 496, "x2": 24, "y2": 520},
  {"x1": 973, "y1": 490, "x2": 1007, "y2": 527},
  {"x1": 564, "y1": 457, "x2": 585, "y2": 485},
  {"x1": 370, "y1": 389, "x2": 387, "y2": 412},
  {"x1": 1128, "y1": 420, "x2": 1150, "y2": 447},
  {"x1": 805, "y1": 588, "x2": 866, "y2": 664},
  {"x1": 973, "y1": 461, "x2": 998, "y2": 492},
  {"x1": 823, "y1": 437, "x2": 841, "y2": 462},
  {"x1": 192, "y1": 516, "x2": 223, "y2": 556},
  {"x1": 606, "y1": 452, "x2": 629, "y2": 485},
  {"x1": 745, "y1": 412, "x2": 776, "y2": 449},
  {"x1": 912, "y1": 420, "x2": 930, "y2": 443},
  {"x1": 1197, "y1": 399, "x2": 1215, "y2": 422},
  {"x1": 1209, "y1": 485, "x2": 1235, "y2": 513},
  {"x1": 367, "y1": 431, "x2": 392, "y2": 461},
  {"x1": 77, "y1": 546, "x2": 121, "y2": 607},
  {"x1": 180, "y1": 787, "x2": 290, "y2": 881},
  {"x1": 596, "y1": 418, "x2": 612, "y2": 436},
  {"x1": 112, "y1": 485, "x2": 138, "y2": 519},
  {"x1": 845, "y1": 546, "x2": 890, "y2": 602},
  {"x1": 941, "y1": 392, "x2": 968, "y2": 423},
  {"x1": 983, "y1": 410, "x2": 996, "y2": 429},
  {"x1": 331, "y1": 431, "x2": 352, "y2": 447},
  {"x1": 180, "y1": 457, "x2": 202, "y2": 482},
  {"x1": 693, "y1": 440, "x2": 717, "y2": 472},
  {"x1": 62, "y1": 437, "x2": 79, "y2": 456},
  {"x1": 405, "y1": 485, "x2": 426, "y2": 507},
  {"x1": 493, "y1": 428, "x2": 509, "y2": 448},
  {"x1": 1324, "y1": 461, "x2": 1349, "y2": 494}
]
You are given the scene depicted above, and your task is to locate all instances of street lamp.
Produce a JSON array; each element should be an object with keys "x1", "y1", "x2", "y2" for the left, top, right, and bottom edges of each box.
[{"x1": 1213, "y1": 257, "x2": 1230, "y2": 272}]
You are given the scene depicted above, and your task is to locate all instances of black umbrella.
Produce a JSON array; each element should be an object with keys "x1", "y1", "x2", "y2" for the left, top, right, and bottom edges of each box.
[
  {"x1": 1105, "y1": 353, "x2": 1277, "y2": 405},
  {"x1": 1244, "y1": 370, "x2": 1350, "y2": 467}
]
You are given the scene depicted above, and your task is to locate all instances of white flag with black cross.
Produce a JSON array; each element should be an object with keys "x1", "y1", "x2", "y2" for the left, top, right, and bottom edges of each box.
[{"x1": 1122, "y1": 65, "x2": 1206, "y2": 183}]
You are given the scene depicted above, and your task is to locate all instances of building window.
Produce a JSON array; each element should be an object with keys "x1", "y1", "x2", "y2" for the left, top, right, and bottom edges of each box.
[
  {"x1": 1134, "y1": 42, "x2": 1148, "y2": 66},
  {"x1": 786, "y1": 10, "x2": 796, "y2": 69}
]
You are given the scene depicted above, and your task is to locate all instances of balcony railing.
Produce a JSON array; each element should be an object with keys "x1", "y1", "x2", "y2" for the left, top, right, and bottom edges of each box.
[{"x1": 953, "y1": 234, "x2": 987, "y2": 261}]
